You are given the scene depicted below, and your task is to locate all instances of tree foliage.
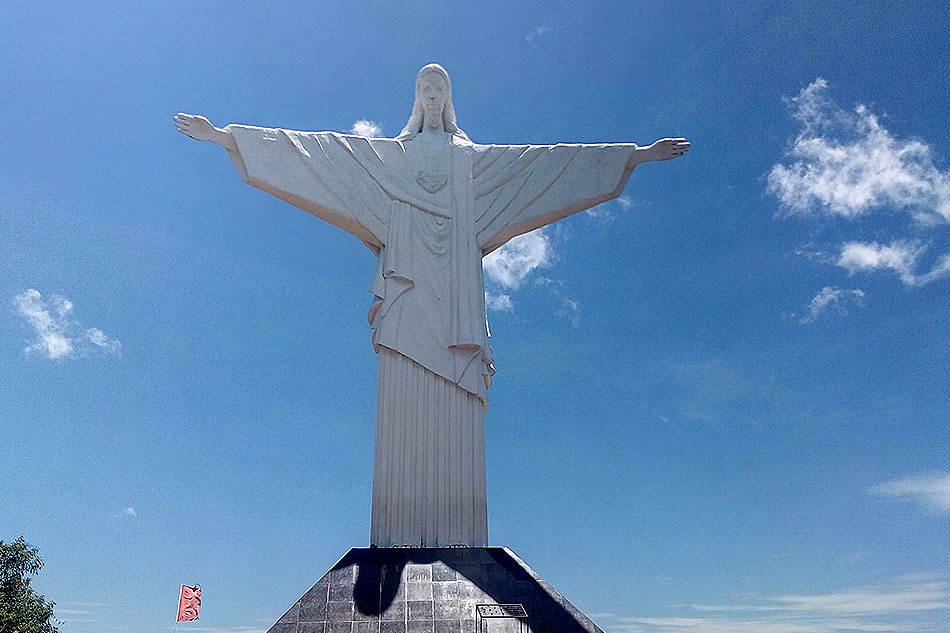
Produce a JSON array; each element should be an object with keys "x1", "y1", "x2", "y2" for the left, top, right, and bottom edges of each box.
[{"x1": 0, "y1": 537, "x2": 58, "y2": 633}]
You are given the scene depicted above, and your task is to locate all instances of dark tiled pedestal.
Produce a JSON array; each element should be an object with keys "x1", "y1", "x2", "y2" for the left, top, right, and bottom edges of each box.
[{"x1": 266, "y1": 548, "x2": 604, "y2": 633}]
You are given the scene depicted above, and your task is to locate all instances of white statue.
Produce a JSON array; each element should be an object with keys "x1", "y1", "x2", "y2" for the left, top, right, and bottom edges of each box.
[{"x1": 175, "y1": 63, "x2": 688, "y2": 548}]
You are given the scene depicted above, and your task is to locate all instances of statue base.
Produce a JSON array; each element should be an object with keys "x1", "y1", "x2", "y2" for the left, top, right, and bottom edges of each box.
[{"x1": 265, "y1": 547, "x2": 605, "y2": 633}]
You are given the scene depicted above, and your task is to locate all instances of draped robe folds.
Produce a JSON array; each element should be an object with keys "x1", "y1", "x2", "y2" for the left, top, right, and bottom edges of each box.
[{"x1": 224, "y1": 124, "x2": 638, "y2": 547}]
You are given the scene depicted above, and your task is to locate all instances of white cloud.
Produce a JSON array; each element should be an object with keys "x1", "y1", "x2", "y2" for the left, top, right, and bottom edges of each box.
[
  {"x1": 555, "y1": 294, "x2": 581, "y2": 327},
  {"x1": 116, "y1": 506, "x2": 137, "y2": 518},
  {"x1": 800, "y1": 286, "x2": 865, "y2": 323},
  {"x1": 587, "y1": 195, "x2": 632, "y2": 222},
  {"x1": 85, "y1": 327, "x2": 121, "y2": 352},
  {"x1": 772, "y1": 575, "x2": 950, "y2": 615},
  {"x1": 525, "y1": 25, "x2": 552, "y2": 43},
  {"x1": 482, "y1": 233, "x2": 584, "y2": 322},
  {"x1": 585, "y1": 206, "x2": 614, "y2": 222},
  {"x1": 595, "y1": 574, "x2": 950, "y2": 633},
  {"x1": 55, "y1": 603, "x2": 101, "y2": 623},
  {"x1": 768, "y1": 78, "x2": 950, "y2": 223},
  {"x1": 350, "y1": 119, "x2": 382, "y2": 137},
  {"x1": 769, "y1": 79, "x2": 950, "y2": 292},
  {"x1": 14, "y1": 289, "x2": 121, "y2": 360},
  {"x1": 485, "y1": 292, "x2": 513, "y2": 312},
  {"x1": 869, "y1": 471, "x2": 950, "y2": 514},
  {"x1": 483, "y1": 229, "x2": 553, "y2": 289},
  {"x1": 837, "y1": 240, "x2": 950, "y2": 286}
]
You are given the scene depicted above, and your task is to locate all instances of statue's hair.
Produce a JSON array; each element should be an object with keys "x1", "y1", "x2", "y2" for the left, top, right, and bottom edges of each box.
[{"x1": 396, "y1": 63, "x2": 469, "y2": 141}]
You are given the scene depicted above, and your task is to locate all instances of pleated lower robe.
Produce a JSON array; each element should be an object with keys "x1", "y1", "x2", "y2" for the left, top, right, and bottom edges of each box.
[{"x1": 371, "y1": 348, "x2": 488, "y2": 547}]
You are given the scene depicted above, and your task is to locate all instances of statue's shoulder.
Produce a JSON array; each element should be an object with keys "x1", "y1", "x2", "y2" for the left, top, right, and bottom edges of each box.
[
  {"x1": 468, "y1": 141, "x2": 513, "y2": 156},
  {"x1": 449, "y1": 136, "x2": 476, "y2": 152}
]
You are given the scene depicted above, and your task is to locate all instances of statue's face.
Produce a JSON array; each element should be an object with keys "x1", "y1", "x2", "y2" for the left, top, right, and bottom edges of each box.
[{"x1": 418, "y1": 72, "x2": 448, "y2": 129}]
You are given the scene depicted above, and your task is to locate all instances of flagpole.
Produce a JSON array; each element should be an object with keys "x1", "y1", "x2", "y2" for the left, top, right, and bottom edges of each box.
[{"x1": 174, "y1": 584, "x2": 182, "y2": 633}]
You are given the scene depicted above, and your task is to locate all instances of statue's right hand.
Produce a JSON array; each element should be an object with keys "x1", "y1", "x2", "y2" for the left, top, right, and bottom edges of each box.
[{"x1": 174, "y1": 113, "x2": 216, "y2": 142}]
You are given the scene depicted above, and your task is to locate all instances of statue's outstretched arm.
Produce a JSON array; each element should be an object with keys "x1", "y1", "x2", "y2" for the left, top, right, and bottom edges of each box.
[
  {"x1": 475, "y1": 136, "x2": 690, "y2": 253},
  {"x1": 174, "y1": 113, "x2": 238, "y2": 152},
  {"x1": 176, "y1": 115, "x2": 389, "y2": 250}
]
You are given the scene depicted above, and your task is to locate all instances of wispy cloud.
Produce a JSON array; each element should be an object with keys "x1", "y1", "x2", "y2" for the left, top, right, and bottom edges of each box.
[
  {"x1": 525, "y1": 24, "x2": 553, "y2": 44},
  {"x1": 596, "y1": 574, "x2": 950, "y2": 633},
  {"x1": 55, "y1": 601, "x2": 107, "y2": 624},
  {"x1": 616, "y1": 195, "x2": 634, "y2": 211},
  {"x1": 350, "y1": 119, "x2": 382, "y2": 137},
  {"x1": 768, "y1": 79, "x2": 950, "y2": 293},
  {"x1": 838, "y1": 241, "x2": 950, "y2": 286},
  {"x1": 555, "y1": 294, "x2": 581, "y2": 327},
  {"x1": 483, "y1": 228, "x2": 553, "y2": 289},
  {"x1": 14, "y1": 289, "x2": 121, "y2": 360},
  {"x1": 586, "y1": 195, "x2": 632, "y2": 223},
  {"x1": 482, "y1": 230, "x2": 586, "y2": 321},
  {"x1": 869, "y1": 471, "x2": 950, "y2": 515},
  {"x1": 768, "y1": 78, "x2": 950, "y2": 223},
  {"x1": 529, "y1": 276, "x2": 582, "y2": 327},
  {"x1": 800, "y1": 286, "x2": 865, "y2": 323},
  {"x1": 485, "y1": 292, "x2": 514, "y2": 312},
  {"x1": 115, "y1": 506, "x2": 137, "y2": 519},
  {"x1": 482, "y1": 228, "x2": 589, "y2": 324}
]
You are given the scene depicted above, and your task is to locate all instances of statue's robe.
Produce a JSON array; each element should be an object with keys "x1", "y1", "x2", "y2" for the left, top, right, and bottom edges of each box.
[{"x1": 225, "y1": 125, "x2": 638, "y2": 546}]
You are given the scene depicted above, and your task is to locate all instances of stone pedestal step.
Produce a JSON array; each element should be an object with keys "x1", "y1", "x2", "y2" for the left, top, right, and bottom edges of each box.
[{"x1": 266, "y1": 547, "x2": 604, "y2": 633}]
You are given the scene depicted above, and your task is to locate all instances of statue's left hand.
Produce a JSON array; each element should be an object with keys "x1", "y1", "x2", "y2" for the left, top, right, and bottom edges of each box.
[
  {"x1": 174, "y1": 113, "x2": 237, "y2": 151},
  {"x1": 643, "y1": 138, "x2": 690, "y2": 161}
]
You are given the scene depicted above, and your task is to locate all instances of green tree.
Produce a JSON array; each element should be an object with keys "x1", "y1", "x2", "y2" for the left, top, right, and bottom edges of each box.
[{"x1": 0, "y1": 537, "x2": 58, "y2": 633}]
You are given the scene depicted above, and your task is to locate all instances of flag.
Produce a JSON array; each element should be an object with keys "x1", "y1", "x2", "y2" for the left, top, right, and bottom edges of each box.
[{"x1": 176, "y1": 584, "x2": 201, "y2": 622}]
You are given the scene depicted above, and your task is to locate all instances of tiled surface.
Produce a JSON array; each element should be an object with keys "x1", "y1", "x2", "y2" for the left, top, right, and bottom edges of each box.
[{"x1": 266, "y1": 548, "x2": 604, "y2": 633}]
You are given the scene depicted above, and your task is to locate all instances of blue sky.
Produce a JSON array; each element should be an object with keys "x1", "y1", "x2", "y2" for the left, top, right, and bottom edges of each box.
[{"x1": 1, "y1": 2, "x2": 948, "y2": 632}]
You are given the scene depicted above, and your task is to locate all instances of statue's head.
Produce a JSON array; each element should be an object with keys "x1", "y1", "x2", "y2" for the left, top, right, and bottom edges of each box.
[{"x1": 397, "y1": 63, "x2": 469, "y2": 141}]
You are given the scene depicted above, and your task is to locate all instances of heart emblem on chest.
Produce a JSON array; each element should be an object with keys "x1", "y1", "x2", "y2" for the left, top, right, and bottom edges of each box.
[{"x1": 417, "y1": 170, "x2": 448, "y2": 193}]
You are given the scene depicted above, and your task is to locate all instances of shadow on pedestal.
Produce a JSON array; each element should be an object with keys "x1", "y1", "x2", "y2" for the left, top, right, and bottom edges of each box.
[{"x1": 266, "y1": 547, "x2": 605, "y2": 633}]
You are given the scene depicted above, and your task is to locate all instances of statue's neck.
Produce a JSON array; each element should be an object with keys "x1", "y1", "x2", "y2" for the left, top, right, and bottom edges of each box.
[{"x1": 418, "y1": 123, "x2": 447, "y2": 142}]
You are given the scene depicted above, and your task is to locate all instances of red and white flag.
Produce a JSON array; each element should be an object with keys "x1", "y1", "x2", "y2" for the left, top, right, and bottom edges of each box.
[{"x1": 176, "y1": 584, "x2": 201, "y2": 622}]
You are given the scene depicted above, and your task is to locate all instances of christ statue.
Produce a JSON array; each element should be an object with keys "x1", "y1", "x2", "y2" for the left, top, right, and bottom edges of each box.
[{"x1": 175, "y1": 63, "x2": 688, "y2": 549}]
